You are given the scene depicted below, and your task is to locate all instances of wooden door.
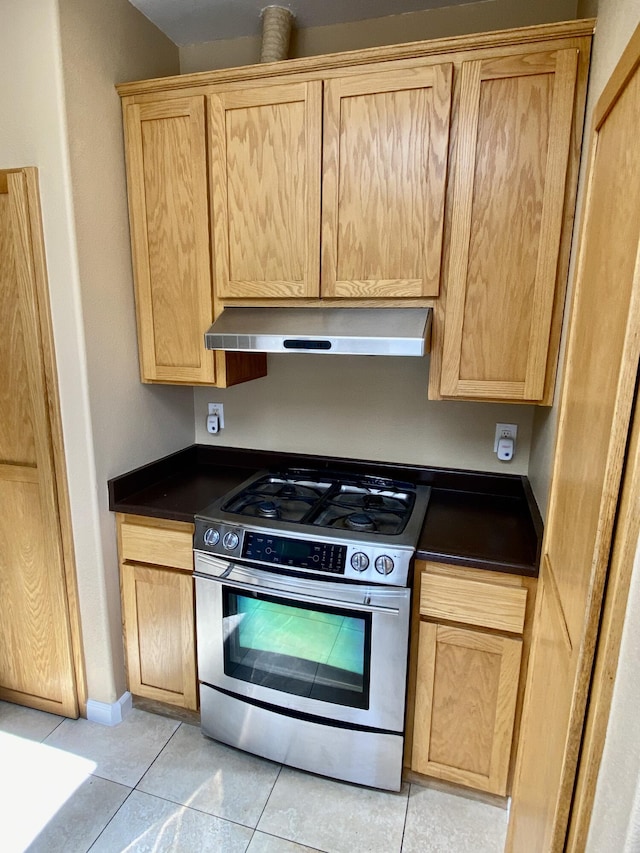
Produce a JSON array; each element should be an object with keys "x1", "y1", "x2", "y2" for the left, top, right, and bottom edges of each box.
[
  {"x1": 0, "y1": 169, "x2": 79, "y2": 717},
  {"x1": 124, "y1": 96, "x2": 216, "y2": 383},
  {"x1": 440, "y1": 49, "x2": 579, "y2": 402},
  {"x1": 121, "y1": 562, "x2": 197, "y2": 710},
  {"x1": 412, "y1": 621, "x2": 522, "y2": 796},
  {"x1": 506, "y1": 26, "x2": 640, "y2": 852},
  {"x1": 209, "y1": 81, "x2": 322, "y2": 299},
  {"x1": 321, "y1": 65, "x2": 452, "y2": 298}
]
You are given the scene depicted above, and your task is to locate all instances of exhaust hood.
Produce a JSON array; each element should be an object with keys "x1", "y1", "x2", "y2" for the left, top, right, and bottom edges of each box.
[{"x1": 204, "y1": 307, "x2": 431, "y2": 357}]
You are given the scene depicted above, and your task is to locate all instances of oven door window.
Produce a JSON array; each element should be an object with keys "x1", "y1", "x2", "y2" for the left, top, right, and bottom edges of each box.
[{"x1": 222, "y1": 589, "x2": 371, "y2": 709}]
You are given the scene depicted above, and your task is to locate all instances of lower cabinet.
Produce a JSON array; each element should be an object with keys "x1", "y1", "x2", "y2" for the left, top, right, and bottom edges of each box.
[
  {"x1": 409, "y1": 562, "x2": 535, "y2": 796},
  {"x1": 117, "y1": 514, "x2": 198, "y2": 711}
]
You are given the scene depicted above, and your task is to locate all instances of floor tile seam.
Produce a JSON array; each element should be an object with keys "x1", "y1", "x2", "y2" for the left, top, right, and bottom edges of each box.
[
  {"x1": 74, "y1": 719, "x2": 182, "y2": 788},
  {"x1": 251, "y1": 829, "x2": 329, "y2": 852},
  {"x1": 397, "y1": 780, "x2": 415, "y2": 853},
  {"x1": 40, "y1": 715, "x2": 69, "y2": 742},
  {"x1": 130, "y1": 785, "x2": 270, "y2": 832},
  {"x1": 253, "y1": 762, "x2": 284, "y2": 833},
  {"x1": 128, "y1": 718, "x2": 184, "y2": 787},
  {"x1": 85, "y1": 783, "x2": 138, "y2": 852}
]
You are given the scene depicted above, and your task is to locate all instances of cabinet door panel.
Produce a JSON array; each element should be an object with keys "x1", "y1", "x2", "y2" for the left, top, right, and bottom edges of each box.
[
  {"x1": 322, "y1": 65, "x2": 452, "y2": 298},
  {"x1": 122, "y1": 562, "x2": 198, "y2": 710},
  {"x1": 210, "y1": 82, "x2": 322, "y2": 298},
  {"x1": 412, "y1": 622, "x2": 522, "y2": 795},
  {"x1": 441, "y1": 49, "x2": 578, "y2": 401},
  {"x1": 0, "y1": 171, "x2": 77, "y2": 717},
  {"x1": 124, "y1": 97, "x2": 215, "y2": 383}
]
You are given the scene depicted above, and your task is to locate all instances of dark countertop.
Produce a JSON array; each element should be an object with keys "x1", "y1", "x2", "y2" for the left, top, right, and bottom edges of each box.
[{"x1": 108, "y1": 444, "x2": 543, "y2": 577}]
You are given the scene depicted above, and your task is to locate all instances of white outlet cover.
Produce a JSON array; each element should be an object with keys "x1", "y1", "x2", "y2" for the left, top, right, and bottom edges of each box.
[
  {"x1": 494, "y1": 423, "x2": 517, "y2": 452},
  {"x1": 207, "y1": 402, "x2": 224, "y2": 429}
]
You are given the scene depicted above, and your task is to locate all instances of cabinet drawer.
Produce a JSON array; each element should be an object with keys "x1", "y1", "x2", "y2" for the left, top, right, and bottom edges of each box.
[
  {"x1": 119, "y1": 517, "x2": 194, "y2": 571},
  {"x1": 420, "y1": 573, "x2": 527, "y2": 634}
]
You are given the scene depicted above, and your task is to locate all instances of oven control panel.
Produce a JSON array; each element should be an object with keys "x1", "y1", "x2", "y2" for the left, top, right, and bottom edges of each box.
[
  {"x1": 243, "y1": 532, "x2": 346, "y2": 574},
  {"x1": 194, "y1": 519, "x2": 413, "y2": 585}
]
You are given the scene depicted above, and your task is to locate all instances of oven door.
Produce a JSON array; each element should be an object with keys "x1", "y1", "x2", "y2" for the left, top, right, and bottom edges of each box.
[{"x1": 194, "y1": 553, "x2": 411, "y2": 732}]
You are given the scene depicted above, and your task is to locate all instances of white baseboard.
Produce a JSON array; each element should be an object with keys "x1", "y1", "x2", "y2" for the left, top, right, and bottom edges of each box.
[{"x1": 86, "y1": 691, "x2": 133, "y2": 726}]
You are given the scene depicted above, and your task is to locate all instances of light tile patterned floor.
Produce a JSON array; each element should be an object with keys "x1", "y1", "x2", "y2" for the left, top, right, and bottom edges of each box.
[{"x1": 0, "y1": 700, "x2": 508, "y2": 853}]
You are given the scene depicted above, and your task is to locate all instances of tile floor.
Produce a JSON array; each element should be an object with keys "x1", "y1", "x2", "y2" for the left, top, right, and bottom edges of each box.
[{"x1": 0, "y1": 700, "x2": 508, "y2": 853}]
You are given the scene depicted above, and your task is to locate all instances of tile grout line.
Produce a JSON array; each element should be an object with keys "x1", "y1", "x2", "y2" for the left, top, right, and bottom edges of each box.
[
  {"x1": 252, "y1": 761, "x2": 283, "y2": 836},
  {"x1": 70, "y1": 715, "x2": 185, "y2": 852},
  {"x1": 131, "y1": 718, "x2": 184, "y2": 787},
  {"x1": 399, "y1": 780, "x2": 414, "y2": 853},
  {"x1": 86, "y1": 784, "x2": 137, "y2": 852}
]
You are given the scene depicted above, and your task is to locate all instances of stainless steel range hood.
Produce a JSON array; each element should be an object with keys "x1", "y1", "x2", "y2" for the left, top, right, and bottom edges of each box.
[{"x1": 204, "y1": 307, "x2": 431, "y2": 357}]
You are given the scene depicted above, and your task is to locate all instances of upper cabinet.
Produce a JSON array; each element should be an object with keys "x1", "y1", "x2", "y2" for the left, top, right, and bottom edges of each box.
[
  {"x1": 437, "y1": 49, "x2": 580, "y2": 403},
  {"x1": 118, "y1": 21, "x2": 592, "y2": 398},
  {"x1": 124, "y1": 97, "x2": 215, "y2": 384},
  {"x1": 209, "y1": 66, "x2": 452, "y2": 300},
  {"x1": 209, "y1": 81, "x2": 322, "y2": 299},
  {"x1": 321, "y1": 66, "x2": 451, "y2": 298}
]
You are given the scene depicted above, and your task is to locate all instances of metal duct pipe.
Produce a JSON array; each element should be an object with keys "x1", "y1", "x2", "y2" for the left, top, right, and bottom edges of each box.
[{"x1": 260, "y1": 6, "x2": 294, "y2": 62}]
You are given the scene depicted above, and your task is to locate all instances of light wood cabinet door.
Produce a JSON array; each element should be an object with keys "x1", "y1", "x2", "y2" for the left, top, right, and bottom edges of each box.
[
  {"x1": 412, "y1": 621, "x2": 522, "y2": 796},
  {"x1": 0, "y1": 169, "x2": 79, "y2": 717},
  {"x1": 322, "y1": 65, "x2": 452, "y2": 298},
  {"x1": 121, "y1": 562, "x2": 198, "y2": 711},
  {"x1": 209, "y1": 82, "x2": 322, "y2": 299},
  {"x1": 124, "y1": 96, "x2": 216, "y2": 384},
  {"x1": 440, "y1": 49, "x2": 579, "y2": 402}
]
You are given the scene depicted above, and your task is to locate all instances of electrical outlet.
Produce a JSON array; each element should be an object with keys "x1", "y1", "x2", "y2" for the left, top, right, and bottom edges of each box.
[
  {"x1": 208, "y1": 403, "x2": 224, "y2": 429},
  {"x1": 494, "y1": 423, "x2": 517, "y2": 452}
]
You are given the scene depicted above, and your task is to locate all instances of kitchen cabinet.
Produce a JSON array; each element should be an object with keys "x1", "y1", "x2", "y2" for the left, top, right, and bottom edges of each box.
[
  {"x1": 209, "y1": 81, "x2": 322, "y2": 299},
  {"x1": 433, "y1": 47, "x2": 585, "y2": 404},
  {"x1": 209, "y1": 66, "x2": 451, "y2": 300},
  {"x1": 117, "y1": 513, "x2": 198, "y2": 710},
  {"x1": 122, "y1": 96, "x2": 267, "y2": 386},
  {"x1": 321, "y1": 66, "x2": 451, "y2": 298},
  {"x1": 409, "y1": 561, "x2": 535, "y2": 796},
  {"x1": 118, "y1": 20, "x2": 592, "y2": 401}
]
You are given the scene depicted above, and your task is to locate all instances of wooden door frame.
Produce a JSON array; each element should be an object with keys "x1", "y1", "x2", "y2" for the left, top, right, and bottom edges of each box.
[
  {"x1": 506, "y1": 21, "x2": 640, "y2": 851},
  {"x1": 566, "y1": 24, "x2": 640, "y2": 848},
  {"x1": 3, "y1": 167, "x2": 87, "y2": 715},
  {"x1": 567, "y1": 381, "x2": 640, "y2": 849}
]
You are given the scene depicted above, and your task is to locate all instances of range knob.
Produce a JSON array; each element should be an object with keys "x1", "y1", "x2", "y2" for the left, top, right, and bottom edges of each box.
[
  {"x1": 203, "y1": 527, "x2": 220, "y2": 547},
  {"x1": 222, "y1": 530, "x2": 240, "y2": 551},
  {"x1": 375, "y1": 555, "x2": 395, "y2": 576},
  {"x1": 350, "y1": 552, "x2": 370, "y2": 573}
]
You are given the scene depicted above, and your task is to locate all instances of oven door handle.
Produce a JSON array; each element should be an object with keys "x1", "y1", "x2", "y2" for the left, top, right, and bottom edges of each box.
[{"x1": 200, "y1": 573, "x2": 402, "y2": 616}]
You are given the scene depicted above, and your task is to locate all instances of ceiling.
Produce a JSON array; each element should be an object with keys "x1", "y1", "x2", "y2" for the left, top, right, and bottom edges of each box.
[{"x1": 128, "y1": 0, "x2": 476, "y2": 47}]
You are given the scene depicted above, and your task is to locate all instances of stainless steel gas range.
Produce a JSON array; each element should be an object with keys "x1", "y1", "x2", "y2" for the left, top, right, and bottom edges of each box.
[{"x1": 193, "y1": 468, "x2": 431, "y2": 791}]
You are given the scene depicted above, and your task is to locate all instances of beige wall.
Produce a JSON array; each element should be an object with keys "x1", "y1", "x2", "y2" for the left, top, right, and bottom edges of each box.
[
  {"x1": 180, "y1": 0, "x2": 580, "y2": 72},
  {"x1": 56, "y1": 0, "x2": 191, "y2": 705},
  {"x1": 1, "y1": 0, "x2": 192, "y2": 707},
  {"x1": 195, "y1": 358, "x2": 534, "y2": 475}
]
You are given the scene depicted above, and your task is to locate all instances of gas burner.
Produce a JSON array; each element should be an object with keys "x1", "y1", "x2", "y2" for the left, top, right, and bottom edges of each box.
[
  {"x1": 345, "y1": 512, "x2": 377, "y2": 532},
  {"x1": 330, "y1": 485, "x2": 414, "y2": 517},
  {"x1": 316, "y1": 506, "x2": 407, "y2": 536},
  {"x1": 257, "y1": 500, "x2": 280, "y2": 519},
  {"x1": 224, "y1": 493, "x2": 315, "y2": 523},
  {"x1": 278, "y1": 484, "x2": 298, "y2": 498},
  {"x1": 363, "y1": 495, "x2": 384, "y2": 509}
]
